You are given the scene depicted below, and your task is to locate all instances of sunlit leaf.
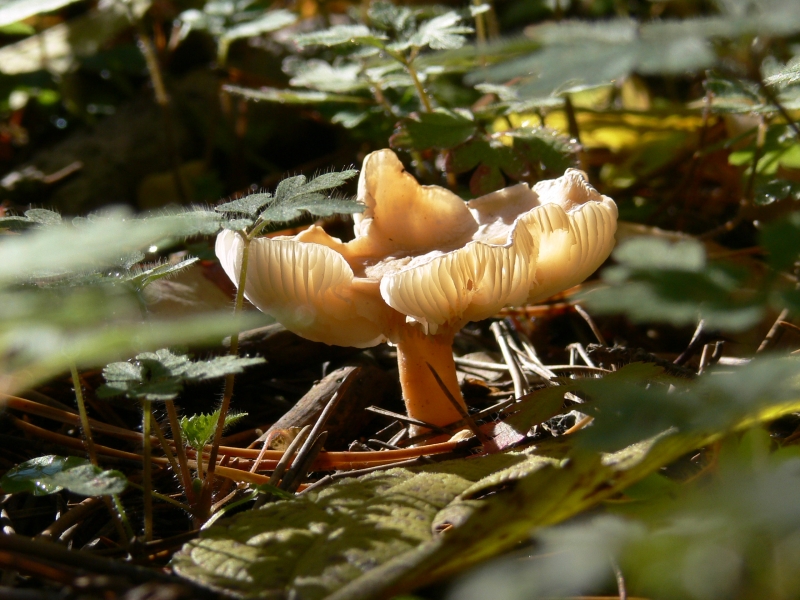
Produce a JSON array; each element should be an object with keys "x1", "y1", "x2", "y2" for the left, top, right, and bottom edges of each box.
[
  {"x1": 223, "y1": 84, "x2": 369, "y2": 105},
  {"x1": 406, "y1": 12, "x2": 473, "y2": 51},
  {"x1": 180, "y1": 409, "x2": 248, "y2": 451},
  {"x1": 218, "y1": 9, "x2": 297, "y2": 62},
  {"x1": 295, "y1": 25, "x2": 387, "y2": 49},
  {"x1": 255, "y1": 170, "x2": 362, "y2": 224},
  {"x1": 0, "y1": 455, "x2": 127, "y2": 496}
]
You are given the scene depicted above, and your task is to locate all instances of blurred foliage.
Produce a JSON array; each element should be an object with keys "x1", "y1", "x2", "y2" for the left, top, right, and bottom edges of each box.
[{"x1": 1, "y1": 0, "x2": 800, "y2": 599}]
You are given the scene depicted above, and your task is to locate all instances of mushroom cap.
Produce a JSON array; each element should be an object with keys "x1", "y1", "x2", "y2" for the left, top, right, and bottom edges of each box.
[
  {"x1": 215, "y1": 150, "x2": 618, "y2": 345},
  {"x1": 215, "y1": 230, "x2": 388, "y2": 348}
]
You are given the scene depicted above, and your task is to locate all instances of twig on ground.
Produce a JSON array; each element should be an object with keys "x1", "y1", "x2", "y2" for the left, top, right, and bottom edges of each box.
[{"x1": 574, "y1": 304, "x2": 607, "y2": 346}]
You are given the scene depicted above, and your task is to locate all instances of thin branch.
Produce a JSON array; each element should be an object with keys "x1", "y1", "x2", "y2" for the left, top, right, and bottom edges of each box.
[{"x1": 426, "y1": 363, "x2": 491, "y2": 445}]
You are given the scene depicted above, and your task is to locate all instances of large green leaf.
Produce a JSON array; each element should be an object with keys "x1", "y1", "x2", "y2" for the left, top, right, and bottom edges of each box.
[
  {"x1": 172, "y1": 452, "x2": 547, "y2": 599},
  {"x1": 582, "y1": 236, "x2": 765, "y2": 331},
  {"x1": 0, "y1": 455, "x2": 127, "y2": 497}
]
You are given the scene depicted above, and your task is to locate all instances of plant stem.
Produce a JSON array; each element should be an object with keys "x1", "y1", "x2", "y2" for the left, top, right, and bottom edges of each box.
[
  {"x1": 71, "y1": 364, "x2": 98, "y2": 465},
  {"x1": 141, "y1": 400, "x2": 154, "y2": 541},
  {"x1": 70, "y1": 365, "x2": 132, "y2": 547},
  {"x1": 198, "y1": 232, "x2": 252, "y2": 520},
  {"x1": 127, "y1": 481, "x2": 192, "y2": 512},
  {"x1": 164, "y1": 401, "x2": 196, "y2": 505},
  {"x1": 401, "y1": 52, "x2": 434, "y2": 113}
]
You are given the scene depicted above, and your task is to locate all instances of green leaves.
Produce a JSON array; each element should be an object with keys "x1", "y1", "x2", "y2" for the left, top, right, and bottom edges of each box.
[
  {"x1": 217, "y1": 10, "x2": 297, "y2": 62},
  {"x1": 468, "y1": 3, "x2": 800, "y2": 98},
  {"x1": 98, "y1": 348, "x2": 264, "y2": 402},
  {"x1": 215, "y1": 169, "x2": 362, "y2": 231},
  {"x1": 452, "y1": 434, "x2": 800, "y2": 600},
  {"x1": 405, "y1": 12, "x2": 473, "y2": 51},
  {"x1": 583, "y1": 236, "x2": 764, "y2": 331},
  {"x1": 1, "y1": 455, "x2": 127, "y2": 497},
  {"x1": 444, "y1": 128, "x2": 577, "y2": 195},
  {"x1": 391, "y1": 109, "x2": 477, "y2": 150},
  {"x1": 295, "y1": 25, "x2": 386, "y2": 49},
  {"x1": 173, "y1": 354, "x2": 800, "y2": 600},
  {"x1": 172, "y1": 453, "x2": 546, "y2": 599},
  {"x1": 180, "y1": 409, "x2": 248, "y2": 452}
]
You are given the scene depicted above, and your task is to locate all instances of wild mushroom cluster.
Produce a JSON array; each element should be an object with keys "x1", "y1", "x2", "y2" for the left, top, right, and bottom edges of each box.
[{"x1": 216, "y1": 149, "x2": 618, "y2": 437}]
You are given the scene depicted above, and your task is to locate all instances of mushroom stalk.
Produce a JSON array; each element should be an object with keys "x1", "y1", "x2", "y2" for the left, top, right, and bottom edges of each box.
[{"x1": 393, "y1": 324, "x2": 466, "y2": 435}]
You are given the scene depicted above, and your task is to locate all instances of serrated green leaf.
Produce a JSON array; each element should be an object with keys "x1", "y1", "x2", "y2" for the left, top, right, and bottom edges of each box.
[
  {"x1": 368, "y1": 1, "x2": 414, "y2": 35},
  {"x1": 172, "y1": 452, "x2": 539, "y2": 598},
  {"x1": 0, "y1": 208, "x2": 62, "y2": 231},
  {"x1": 254, "y1": 170, "x2": 362, "y2": 225},
  {"x1": 98, "y1": 348, "x2": 264, "y2": 402},
  {"x1": 180, "y1": 409, "x2": 248, "y2": 451},
  {"x1": 24, "y1": 208, "x2": 63, "y2": 226},
  {"x1": 0, "y1": 455, "x2": 127, "y2": 496},
  {"x1": 286, "y1": 59, "x2": 367, "y2": 94},
  {"x1": 407, "y1": 12, "x2": 473, "y2": 51},
  {"x1": 510, "y1": 127, "x2": 578, "y2": 173},
  {"x1": 294, "y1": 25, "x2": 387, "y2": 49},
  {"x1": 0, "y1": 0, "x2": 151, "y2": 75},
  {"x1": 124, "y1": 257, "x2": 200, "y2": 291},
  {"x1": 391, "y1": 109, "x2": 476, "y2": 150},
  {"x1": 216, "y1": 194, "x2": 273, "y2": 217}
]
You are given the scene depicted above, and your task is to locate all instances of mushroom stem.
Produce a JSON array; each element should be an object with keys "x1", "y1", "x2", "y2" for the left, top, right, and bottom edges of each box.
[{"x1": 394, "y1": 325, "x2": 466, "y2": 435}]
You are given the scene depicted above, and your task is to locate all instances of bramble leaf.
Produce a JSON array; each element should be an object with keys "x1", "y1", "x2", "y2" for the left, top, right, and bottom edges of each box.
[
  {"x1": 0, "y1": 208, "x2": 62, "y2": 231},
  {"x1": 407, "y1": 12, "x2": 473, "y2": 51},
  {"x1": 391, "y1": 109, "x2": 476, "y2": 150},
  {"x1": 216, "y1": 194, "x2": 273, "y2": 217},
  {"x1": 98, "y1": 348, "x2": 264, "y2": 402},
  {"x1": 257, "y1": 170, "x2": 362, "y2": 223},
  {"x1": 0, "y1": 455, "x2": 127, "y2": 497},
  {"x1": 180, "y1": 409, "x2": 248, "y2": 452}
]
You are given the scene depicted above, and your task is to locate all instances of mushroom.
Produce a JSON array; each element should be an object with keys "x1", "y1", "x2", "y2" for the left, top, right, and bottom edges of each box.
[{"x1": 216, "y1": 149, "x2": 617, "y2": 437}]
